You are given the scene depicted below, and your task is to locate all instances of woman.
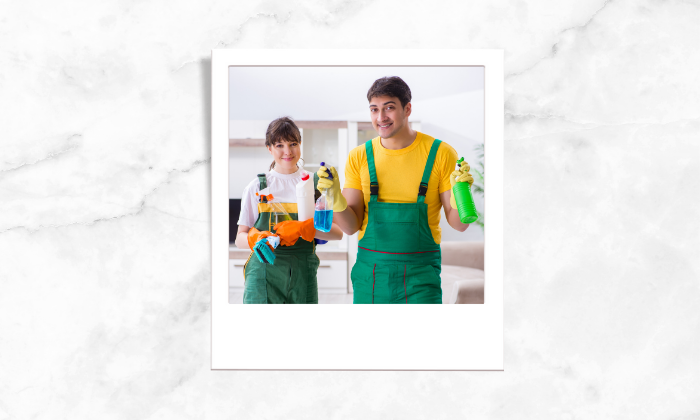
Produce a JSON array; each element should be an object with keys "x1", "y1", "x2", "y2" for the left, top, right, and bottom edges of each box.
[{"x1": 235, "y1": 117, "x2": 343, "y2": 304}]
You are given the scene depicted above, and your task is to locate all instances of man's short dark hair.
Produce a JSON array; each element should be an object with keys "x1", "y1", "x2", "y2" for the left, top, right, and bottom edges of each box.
[{"x1": 367, "y1": 76, "x2": 412, "y2": 108}]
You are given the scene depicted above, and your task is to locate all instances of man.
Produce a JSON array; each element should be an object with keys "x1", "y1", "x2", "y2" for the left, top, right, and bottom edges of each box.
[{"x1": 318, "y1": 76, "x2": 474, "y2": 304}]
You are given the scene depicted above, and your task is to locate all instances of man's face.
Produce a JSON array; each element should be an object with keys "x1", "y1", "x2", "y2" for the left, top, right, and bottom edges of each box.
[{"x1": 369, "y1": 95, "x2": 411, "y2": 138}]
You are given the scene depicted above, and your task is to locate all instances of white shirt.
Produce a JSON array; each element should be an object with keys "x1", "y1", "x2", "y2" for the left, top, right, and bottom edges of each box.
[{"x1": 237, "y1": 167, "x2": 308, "y2": 228}]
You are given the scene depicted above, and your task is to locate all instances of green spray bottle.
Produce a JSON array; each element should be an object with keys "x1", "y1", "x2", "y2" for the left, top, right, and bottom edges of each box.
[{"x1": 453, "y1": 157, "x2": 479, "y2": 224}]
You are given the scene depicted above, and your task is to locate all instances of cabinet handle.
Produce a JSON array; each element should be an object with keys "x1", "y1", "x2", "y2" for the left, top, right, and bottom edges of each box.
[
  {"x1": 318, "y1": 264, "x2": 332, "y2": 268},
  {"x1": 233, "y1": 264, "x2": 245, "y2": 267}
]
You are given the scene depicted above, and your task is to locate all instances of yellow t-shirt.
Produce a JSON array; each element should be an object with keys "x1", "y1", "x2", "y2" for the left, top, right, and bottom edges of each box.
[{"x1": 344, "y1": 132, "x2": 458, "y2": 243}]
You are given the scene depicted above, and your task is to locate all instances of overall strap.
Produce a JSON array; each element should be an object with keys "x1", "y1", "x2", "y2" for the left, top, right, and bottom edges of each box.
[
  {"x1": 257, "y1": 173, "x2": 267, "y2": 190},
  {"x1": 364, "y1": 140, "x2": 379, "y2": 203},
  {"x1": 417, "y1": 139, "x2": 442, "y2": 203}
]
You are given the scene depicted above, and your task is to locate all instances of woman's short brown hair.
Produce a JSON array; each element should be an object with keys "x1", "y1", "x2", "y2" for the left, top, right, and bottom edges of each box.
[{"x1": 265, "y1": 117, "x2": 302, "y2": 170}]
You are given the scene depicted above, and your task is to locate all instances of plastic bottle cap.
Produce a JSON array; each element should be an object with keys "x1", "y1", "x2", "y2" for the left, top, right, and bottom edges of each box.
[{"x1": 301, "y1": 173, "x2": 309, "y2": 181}]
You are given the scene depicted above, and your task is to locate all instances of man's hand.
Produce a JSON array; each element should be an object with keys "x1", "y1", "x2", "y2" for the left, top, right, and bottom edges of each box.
[
  {"x1": 449, "y1": 159, "x2": 474, "y2": 209},
  {"x1": 317, "y1": 165, "x2": 348, "y2": 212}
]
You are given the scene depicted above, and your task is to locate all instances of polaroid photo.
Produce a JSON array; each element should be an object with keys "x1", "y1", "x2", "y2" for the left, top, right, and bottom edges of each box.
[{"x1": 212, "y1": 49, "x2": 503, "y2": 370}]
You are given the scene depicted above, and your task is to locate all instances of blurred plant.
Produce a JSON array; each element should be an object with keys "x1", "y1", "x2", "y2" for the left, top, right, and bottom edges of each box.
[{"x1": 471, "y1": 143, "x2": 484, "y2": 231}]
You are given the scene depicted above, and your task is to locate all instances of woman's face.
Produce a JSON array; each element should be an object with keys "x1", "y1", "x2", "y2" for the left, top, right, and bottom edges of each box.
[{"x1": 267, "y1": 139, "x2": 301, "y2": 174}]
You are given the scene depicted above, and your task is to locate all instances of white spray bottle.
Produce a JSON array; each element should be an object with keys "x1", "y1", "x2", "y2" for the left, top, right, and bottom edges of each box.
[{"x1": 295, "y1": 171, "x2": 315, "y2": 221}]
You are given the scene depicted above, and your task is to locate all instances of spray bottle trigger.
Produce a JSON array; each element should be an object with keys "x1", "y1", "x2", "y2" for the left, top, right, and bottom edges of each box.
[{"x1": 320, "y1": 162, "x2": 333, "y2": 180}]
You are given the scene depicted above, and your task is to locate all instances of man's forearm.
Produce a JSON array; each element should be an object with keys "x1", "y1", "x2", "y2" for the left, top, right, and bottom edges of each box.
[
  {"x1": 445, "y1": 206, "x2": 469, "y2": 232},
  {"x1": 332, "y1": 206, "x2": 361, "y2": 235}
]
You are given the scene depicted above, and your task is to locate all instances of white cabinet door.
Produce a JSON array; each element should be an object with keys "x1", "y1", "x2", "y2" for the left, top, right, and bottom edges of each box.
[
  {"x1": 317, "y1": 260, "x2": 347, "y2": 293},
  {"x1": 229, "y1": 259, "x2": 247, "y2": 289}
]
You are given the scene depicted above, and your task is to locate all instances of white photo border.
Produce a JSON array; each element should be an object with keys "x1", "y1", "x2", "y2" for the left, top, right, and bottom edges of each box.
[{"x1": 212, "y1": 49, "x2": 503, "y2": 370}]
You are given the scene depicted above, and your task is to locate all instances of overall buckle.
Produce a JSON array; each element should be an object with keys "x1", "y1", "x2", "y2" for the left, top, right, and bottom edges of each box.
[
  {"x1": 370, "y1": 182, "x2": 379, "y2": 195},
  {"x1": 418, "y1": 182, "x2": 428, "y2": 196}
]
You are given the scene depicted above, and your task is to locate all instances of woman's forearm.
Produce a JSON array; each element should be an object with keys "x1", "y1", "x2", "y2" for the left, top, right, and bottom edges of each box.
[{"x1": 235, "y1": 226, "x2": 251, "y2": 249}]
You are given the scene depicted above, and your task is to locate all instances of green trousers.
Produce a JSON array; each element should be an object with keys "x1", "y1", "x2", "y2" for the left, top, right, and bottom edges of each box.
[
  {"x1": 351, "y1": 256, "x2": 442, "y2": 304},
  {"x1": 243, "y1": 251, "x2": 320, "y2": 304}
]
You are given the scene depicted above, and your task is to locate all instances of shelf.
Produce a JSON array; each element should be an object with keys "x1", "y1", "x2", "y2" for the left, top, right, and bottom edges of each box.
[
  {"x1": 229, "y1": 138, "x2": 265, "y2": 147},
  {"x1": 296, "y1": 121, "x2": 348, "y2": 129}
]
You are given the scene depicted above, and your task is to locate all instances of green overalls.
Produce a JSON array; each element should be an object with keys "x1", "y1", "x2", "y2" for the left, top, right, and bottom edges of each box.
[
  {"x1": 351, "y1": 139, "x2": 443, "y2": 304},
  {"x1": 243, "y1": 173, "x2": 321, "y2": 304}
]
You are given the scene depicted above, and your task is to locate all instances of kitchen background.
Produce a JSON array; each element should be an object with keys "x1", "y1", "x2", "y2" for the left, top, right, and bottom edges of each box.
[{"x1": 227, "y1": 66, "x2": 486, "y2": 302}]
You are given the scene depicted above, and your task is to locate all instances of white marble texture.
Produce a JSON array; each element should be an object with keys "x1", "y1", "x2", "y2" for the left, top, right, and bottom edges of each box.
[{"x1": 1, "y1": 0, "x2": 698, "y2": 418}]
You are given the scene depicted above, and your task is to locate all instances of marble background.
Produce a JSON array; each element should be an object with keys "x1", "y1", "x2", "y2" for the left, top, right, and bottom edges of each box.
[{"x1": 1, "y1": 0, "x2": 698, "y2": 418}]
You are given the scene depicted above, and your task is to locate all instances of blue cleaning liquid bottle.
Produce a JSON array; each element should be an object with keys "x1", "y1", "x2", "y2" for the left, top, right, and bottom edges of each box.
[{"x1": 314, "y1": 162, "x2": 334, "y2": 233}]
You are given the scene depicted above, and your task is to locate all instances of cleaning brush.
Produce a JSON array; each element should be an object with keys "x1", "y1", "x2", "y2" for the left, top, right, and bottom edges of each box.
[{"x1": 253, "y1": 236, "x2": 279, "y2": 265}]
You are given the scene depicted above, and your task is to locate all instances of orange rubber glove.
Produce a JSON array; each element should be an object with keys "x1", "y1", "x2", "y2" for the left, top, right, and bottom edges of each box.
[
  {"x1": 247, "y1": 228, "x2": 279, "y2": 251},
  {"x1": 273, "y1": 219, "x2": 316, "y2": 247}
]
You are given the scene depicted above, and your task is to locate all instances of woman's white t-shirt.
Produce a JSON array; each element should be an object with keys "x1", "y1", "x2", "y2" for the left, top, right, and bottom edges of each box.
[{"x1": 237, "y1": 167, "x2": 308, "y2": 228}]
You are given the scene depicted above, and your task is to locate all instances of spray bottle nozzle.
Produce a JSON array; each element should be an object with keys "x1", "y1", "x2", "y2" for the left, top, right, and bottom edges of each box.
[
  {"x1": 320, "y1": 162, "x2": 333, "y2": 180},
  {"x1": 456, "y1": 157, "x2": 464, "y2": 168}
]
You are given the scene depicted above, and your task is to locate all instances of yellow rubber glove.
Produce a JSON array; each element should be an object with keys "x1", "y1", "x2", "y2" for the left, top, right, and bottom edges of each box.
[
  {"x1": 449, "y1": 160, "x2": 474, "y2": 210},
  {"x1": 316, "y1": 165, "x2": 348, "y2": 212}
]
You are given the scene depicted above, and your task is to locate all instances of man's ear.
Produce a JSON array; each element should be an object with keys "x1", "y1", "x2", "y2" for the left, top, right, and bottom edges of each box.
[{"x1": 404, "y1": 102, "x2": 412, "y2": 118}]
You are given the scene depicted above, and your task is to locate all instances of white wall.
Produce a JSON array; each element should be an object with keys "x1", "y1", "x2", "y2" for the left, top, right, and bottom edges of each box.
[
  {"x1": 229, "y1": 147, "x2": 273, "y2": 198},
  {"x1": 229, "y1": 66, "x2": 483, "y2": 121},
  {"x1": 301, "y1": 129, "x2": 340, "y2": 168},
  {"x1": 229, "y1": 120, "x2": 269, "y2": 140}
]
